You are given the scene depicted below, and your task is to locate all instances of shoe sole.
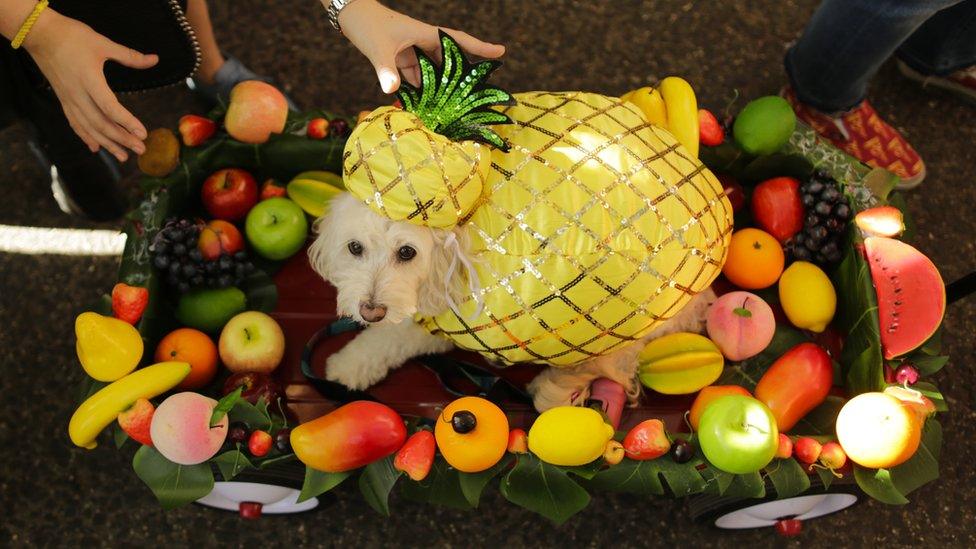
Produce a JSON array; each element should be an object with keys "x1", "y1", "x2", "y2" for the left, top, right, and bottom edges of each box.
[{"x1": 897, "y1": 60, "x2": 976, "y2": 107}]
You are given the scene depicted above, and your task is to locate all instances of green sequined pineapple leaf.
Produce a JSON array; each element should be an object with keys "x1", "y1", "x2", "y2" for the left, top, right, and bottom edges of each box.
[{"x1": 396, "y1": 30, "x2": 514, "y2": 150}]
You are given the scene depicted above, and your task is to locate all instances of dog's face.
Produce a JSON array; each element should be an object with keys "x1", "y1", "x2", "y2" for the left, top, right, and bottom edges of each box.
[{"x1": 309, "y1": 194, "x2": 452, "y2": 325}]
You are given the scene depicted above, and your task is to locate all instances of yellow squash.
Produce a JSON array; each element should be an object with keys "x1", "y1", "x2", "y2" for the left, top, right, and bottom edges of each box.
[
  {"x1": 69, "y1": 361, "x2": 190, "y2": 449},
  {"x1": 75, "y1": 312, "x2": 144, "y2": 382},
  {"x1": 638, "y1": 332, "x2": 724, "y2": 394}
]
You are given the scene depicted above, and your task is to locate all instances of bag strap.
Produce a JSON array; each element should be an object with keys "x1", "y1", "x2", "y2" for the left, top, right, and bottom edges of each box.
[{"x1": 300, "y1": 318, "x2": 531, "y2": 406}]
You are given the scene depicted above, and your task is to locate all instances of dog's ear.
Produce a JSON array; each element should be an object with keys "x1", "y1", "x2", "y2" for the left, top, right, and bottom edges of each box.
[
  {"x1": 417, "y1": 228, "x2": 469, "y2": 317},
  {"x1": 307, "y1": 193, "x2": 353, "y2": 282}
]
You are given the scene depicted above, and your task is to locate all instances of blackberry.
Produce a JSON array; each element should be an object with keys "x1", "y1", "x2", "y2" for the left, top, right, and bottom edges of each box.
[{"x1": 784, "y1": 174, "x2": 851, "y2": 267}]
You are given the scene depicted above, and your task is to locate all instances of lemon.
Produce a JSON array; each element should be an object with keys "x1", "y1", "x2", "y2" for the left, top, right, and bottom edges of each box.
[
  {"x1": 528, "y1": 407, "x2": 614, "y2": 466},
  {"x1": 778, "y1": 261, "x2": 836, "y2": 332},
  {"x1": 638, "y1": 332, "x2": 724, "y2": 394}
]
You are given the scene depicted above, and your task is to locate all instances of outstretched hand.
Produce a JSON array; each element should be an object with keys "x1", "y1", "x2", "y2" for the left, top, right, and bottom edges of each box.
[
  {"x1": 335, "y1": 0, "x2": 505, "y2": 94},
  {"x1": 24, "y1": 10, "x2": 158, "y2": 161}
]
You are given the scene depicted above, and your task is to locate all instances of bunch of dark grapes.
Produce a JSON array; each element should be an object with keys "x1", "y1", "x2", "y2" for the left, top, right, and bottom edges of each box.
[
  {"x1": 150, "y1": 218, "x2": 255, "y2": 293},
  {"x1": 785, "y1": 171, "x2": 852, "y2": 266}
]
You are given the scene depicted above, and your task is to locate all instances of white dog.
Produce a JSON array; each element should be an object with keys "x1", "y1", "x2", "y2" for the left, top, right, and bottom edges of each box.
[{"x1": 309, "y1": 193, "x2": 716, "y2": 411}]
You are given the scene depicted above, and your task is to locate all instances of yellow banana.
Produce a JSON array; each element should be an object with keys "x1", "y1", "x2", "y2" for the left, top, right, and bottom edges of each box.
[
  {"x1": 659, "y1": 76, "x2": 699, "y2": 158},
  {"x1": 69, "y1": 361, "x2": 190, "y2": 449},
  {"x1": 623, "y1": 86, "x2": 668, "y2": 128}
]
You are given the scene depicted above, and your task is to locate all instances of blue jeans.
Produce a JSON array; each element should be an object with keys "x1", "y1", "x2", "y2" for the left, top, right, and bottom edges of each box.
[{"x1": 786, "y1": 0, "x2": 976, "y2": 112}]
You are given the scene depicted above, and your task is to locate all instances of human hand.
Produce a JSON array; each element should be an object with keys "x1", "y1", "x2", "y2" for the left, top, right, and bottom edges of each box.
[
  {"x1": 334, "y1": 0, "x2": 505, "y2": 93},
  {"x1": 23, "y1": 10, "x2": 158, "y2": 161}
]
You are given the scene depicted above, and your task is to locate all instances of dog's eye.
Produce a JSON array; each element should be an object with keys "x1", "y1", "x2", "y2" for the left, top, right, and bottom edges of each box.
[
  {"x1": 396, "y1": 245, "x2": 416, "y2": 262},
  {"x1": 347, "y1": 241, "x2": 364, "y2": 256}
]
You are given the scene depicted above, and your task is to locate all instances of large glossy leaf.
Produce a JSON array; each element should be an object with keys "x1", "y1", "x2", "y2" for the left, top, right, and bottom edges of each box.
[
  {"x1": 400, "y1": 459, "x2": 473, "y2": 510},
  {"x1": 242, "y1": 270, "x2": 278, "y2": 313},
  {"x1": 723, "y1": 470, "x2": 766, "y2": 498},
  {"x1": 833, "y1": 229, "x2": 885, "y2": 394},
  {"x1": 228, "y1": 397, "x2": 272, "y2": 431},
  {"x1": 359, "y1": 455, "x2": 403, "y2": 516},
  {"x1": 793, "y1": 396, "x2": 846, "y2": 435},
  {"x1": 852, "y1": 420, "x2": 942, "y2": 504},
  {"x1": 500, "y1": 454, "x2": 590, "y2": 525},
  {"x1": 132, "y1": 446, "x2": 214, "y2": 509},
  {"x1": 458, "y1": 455, "x2": 513, "y2": 508},
  {"x1": 213, "y1": 449, "x2": 254, "y2": 481},
  {"x1": 586, "y1": 455, "x2": 707, "y2": 498},
  {"x1": 854, "y1": 466, "x2": 908, "y2": 505},
  {"x1": 765, "y1": 458, "x2": 811, "y2": 498},
  {"x1": 298, "y1": 467, "x2": 351, "y2": 503}
]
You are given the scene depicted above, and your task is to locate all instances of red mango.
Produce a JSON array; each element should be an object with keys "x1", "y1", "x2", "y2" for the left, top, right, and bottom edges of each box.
[
  {"x1": 754, "y1": 343, "x2": 833, "y2": 432},
  {"x1": 290, "y1": 401, "x2": 406, "y2": 472}
]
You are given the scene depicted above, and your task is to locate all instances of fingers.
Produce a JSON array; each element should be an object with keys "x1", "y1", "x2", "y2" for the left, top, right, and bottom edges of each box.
[
  {"x1": 63, "y1": 105, "x2": 100, "y2": 153},
  {"x1": 89, "y1": 79, "x2": 148, "y2": 143},
  {"x1": 371, "y1": 51, "x2": 402, "y2": 93},
  {"x1": 395, "y1": 49, "x2": 421, "y2": 88},
  {"x1": 441, "y1": 28, "x2": 505, "y2": 59},
  {"x1": 75, "y1": 94, "x2": 136, "y2": 162},
  {"x1": 104, "y1": 40, "x2": 159, "y2": 69}
]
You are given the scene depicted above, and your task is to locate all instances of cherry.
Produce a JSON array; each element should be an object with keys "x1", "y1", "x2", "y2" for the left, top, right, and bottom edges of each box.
[
  {"x1": 248, "y1": 430, "x2": 272, "y2": 457},
  {"x1": 274, "y1": 428, "x2": 292, "y2": 454},
  {"x1": 330, "y1": 118, "x2": 350, "y2": 137},
  {"x1": 239, "y1": 501, "x2": 262, "y2": 520},
  {"x1": 670, "y1": 439, "x2": 694, "y2": 463},
  {"x1": 228, "y1": 422, "x2": 249, "y2": 445},
  {"x1": 775, "y1": 518, "x2": 803, "y2": 537},
  {"x1": 895, "y1": 364, "x2": 920, "y2": 385},
  {"x1": 451, "y1": 411, "x2": 477, "y2": 434}
]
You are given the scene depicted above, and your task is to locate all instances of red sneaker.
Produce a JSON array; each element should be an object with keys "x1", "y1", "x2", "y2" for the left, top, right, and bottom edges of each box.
[
  {"x1": 898, "y1": 60, "x2": 976, "y2": 106},
  {"x1": 782, "y1": 86, "x2": 926, "y2": 190}
]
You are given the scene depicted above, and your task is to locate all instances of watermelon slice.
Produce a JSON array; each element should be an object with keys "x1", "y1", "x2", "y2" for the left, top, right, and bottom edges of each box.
[
  {"x1": 855, "y1": 206, "x2": 904, "y2": 237},
  {"x1": 864, "y1": 237, "x2": 945, "y2": 360}
]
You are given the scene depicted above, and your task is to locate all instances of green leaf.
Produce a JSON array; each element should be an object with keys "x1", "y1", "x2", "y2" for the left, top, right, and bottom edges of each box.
[
  {"x1": 298, "y1": 466, "x2": 351, "y2": 503},
  {"x1": 764, "y1": 458, "x2": 811, "y2": 498},
  {"x1": 76, "y1": 378, "x2": 108, "y2": 405},
  {"x1": 723, "y1": 470, "x2": 766, "y2": 498},
  {"x1": 560, "y1": 458, "x2": 604, "y2": 480},
  {"x1": 213, "y1": 449, "x2": 254, "y2": 481},
  {"x1": 228, "y1": 397, "x2": 272, "y2": 431},
  {"x1": 909, "y1": 355, "x2": 949, "y2": 376},
  {"x1": 587, "y1": 458, "x2": 664, "y2": 496},
  {"x1": 815, "y1": 465, "x2": 836, "y2": 490},
  {"x1": 853, "y1": 466, "x2": 909, "y2": 505},
  {"x1": 861, "y1": 168, "x2": 898, "y2": 203},
  {"x1": 833, "y1": 230, "x2": 886, "y2": 394},
  {"x1": 700, "y1": 464, "x2": 735, "y2": 496},
  {"x1": 793, "y1": 396, "x2": 846, "y2": 435},
  {"x1": 911, "y1": 382, "x2": 949, "y2": 412},
  {"x1": 500, "y1": 454, "x2": 590, "y2": 525},
  {"x1": 132, "y1": 446, "x2": 214, "y2": 509},
  {"x1": 210, "y1": 387, "x2": 243, "y2": 427},
  {"x1": 918, "y1": 327, "x2": 942, "y2": 356},
  {"x1": 111, "y1": 423, "x2": 129, "y2": 449},
  {"x1": 257, "y1": 453, "x2": 296, "y2": 469},
  {"x1": 359, "y1": 455, "x2": 403, "y2": 516},
  {"x1": 400, "y1": 459, "x2": 473, "y2": 510},
  {"x1": 458, "y1": 455, "x2": 512, "y2": 507},
  {"x1": 242, "y1": 270, "x2": 278, "y2": 313}
]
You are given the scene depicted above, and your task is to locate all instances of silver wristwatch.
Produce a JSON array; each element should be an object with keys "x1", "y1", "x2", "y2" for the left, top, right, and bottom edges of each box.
[{"x1": 326, "y1": 0, "x2": 357, "y2": 31}]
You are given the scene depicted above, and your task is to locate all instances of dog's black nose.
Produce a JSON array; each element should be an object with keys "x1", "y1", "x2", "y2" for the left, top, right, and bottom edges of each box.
[{"x1": 359, "y1": 301, "x2": 387, "y2": 322}]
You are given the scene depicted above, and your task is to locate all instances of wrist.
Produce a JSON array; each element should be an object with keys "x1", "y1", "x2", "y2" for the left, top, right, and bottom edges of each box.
[
  {"x1": 21, "y1": 8, "x2": 59, "y2": 55},
  {"x1": 330, "y1": 0, "x2": 373, "y2": 32}
]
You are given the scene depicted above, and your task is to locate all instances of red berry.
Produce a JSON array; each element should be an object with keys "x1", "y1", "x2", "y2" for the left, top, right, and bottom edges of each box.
[
  {"x1": 111, "y1": 283, "x2": 149, "y2": 325},
  {"x1": 775, "y1": 433, "x2": 793, "y2": 459},
  {"x1": 818, "y1": 441, "x2": 847, "y2": 470},
  {"x1": 794, "y1": 437, "x2": 822, "y2": 465},
  {"x1": 775, "y1": 519, "x2": 802, "y2": 537},
  {"x1": 894, "y1": 364, "x2": 920, "y2": 385},
  {"x1": 698, "y1": 108, "x2": 724, "y2": 146},
  {"x1": 248, "y1": 430, "x2": 272, "y2": 457},
  {"x1": 239, "y1": 501, "x2": 262, "y2": 519},
  {"x1": 307, "y1": 118, "x2": 329, "y2": 139}
]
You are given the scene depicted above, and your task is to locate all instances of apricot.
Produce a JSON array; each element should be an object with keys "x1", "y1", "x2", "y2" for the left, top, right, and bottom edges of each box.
[{"x1": 150, "y1": 392, "x2": 228, "y2": 465}]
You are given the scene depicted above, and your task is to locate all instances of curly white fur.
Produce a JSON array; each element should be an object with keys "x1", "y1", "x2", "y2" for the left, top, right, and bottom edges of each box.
[{"x1": 310, "y1": 193, "x2": 716, "y2": 410}]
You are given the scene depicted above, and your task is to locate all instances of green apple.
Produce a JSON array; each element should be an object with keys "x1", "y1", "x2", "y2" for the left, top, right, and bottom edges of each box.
[
  {"x1": 218, "y1": 311, "x2": 285, "y2": 374},
  {"x1": 176, "y1": 287, "x2": 246, "y2": 332},
  {"x1": 245, "y1": 197, "x2": 308, "y2": 260},
  {"x1": 698, "y1": 395, "x2": 779, "y2": 474}
]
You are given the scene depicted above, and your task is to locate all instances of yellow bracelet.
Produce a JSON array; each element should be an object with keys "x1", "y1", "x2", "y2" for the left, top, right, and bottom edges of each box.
[{"x1": 11, "y1": 0, "x2": 49, "y2": 49}]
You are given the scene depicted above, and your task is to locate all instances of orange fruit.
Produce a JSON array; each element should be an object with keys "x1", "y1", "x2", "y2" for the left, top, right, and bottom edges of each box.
[
  {"x1": 155, "y1": 328, "x2": 219, "y2": 390},
  {"x1": 434, "y1": 396, "x2": 509, "y2": 472},
  {"x1": 722, "y1": 228, "x2": 785, "y2": 289},
  {"x1": 835, "y1": 392, "x2": 922, "y2": 469}
]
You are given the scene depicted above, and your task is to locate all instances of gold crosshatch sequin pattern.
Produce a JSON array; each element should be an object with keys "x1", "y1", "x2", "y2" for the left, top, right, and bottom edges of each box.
[{"x1": 344, "y1": 92, "x2": 733, "y2": 366}]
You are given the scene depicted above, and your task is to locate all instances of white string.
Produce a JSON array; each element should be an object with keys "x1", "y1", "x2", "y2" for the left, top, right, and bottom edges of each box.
[{"x1": 443, "y1": 231, "x2": 484, "y2": 320}]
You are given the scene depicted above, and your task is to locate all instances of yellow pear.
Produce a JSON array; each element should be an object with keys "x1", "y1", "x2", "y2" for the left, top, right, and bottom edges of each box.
[{"x1": 75, "y1": 312, "x2": 143, "y2": 382}]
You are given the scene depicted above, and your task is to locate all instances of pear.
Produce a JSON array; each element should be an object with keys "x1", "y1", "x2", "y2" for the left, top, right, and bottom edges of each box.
[{"x1": 75, "y1": 312, "x2": 143, "y2": 381}]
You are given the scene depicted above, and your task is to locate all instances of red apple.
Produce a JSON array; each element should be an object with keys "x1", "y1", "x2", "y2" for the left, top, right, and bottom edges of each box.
[
  {"x1": 751, "y1": 176, "x2": 805, "y2": 243},
  {"x1": 223, "y1": 372, "x2": 282, "y2": 406},
  {"x1": 224, "y1": 80, "x2": 288, "y2": 144},
  {"x1": 197, "y1": 219, "x2": 244, "y2": 261},
  {"x1": 178, "y1": 114, "x2": 216, "y2": 146},
  {"x1": 201, "y1": 168, "x2": 258, "y2": 221},
  {"x1": 117, "y1": 398, "x2": 155, "y2": 446},
  {"x1": 622, "y1": 418, "x2": 671, "y2": 460},
  {"x1": 260, "y1": 178, "x2": 287, "y2": 201}
]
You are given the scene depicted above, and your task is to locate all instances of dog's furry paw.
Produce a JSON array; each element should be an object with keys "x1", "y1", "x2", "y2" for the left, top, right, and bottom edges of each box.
[{"x1": 326, "y1": 349, "x2": 387, "y2": 390}]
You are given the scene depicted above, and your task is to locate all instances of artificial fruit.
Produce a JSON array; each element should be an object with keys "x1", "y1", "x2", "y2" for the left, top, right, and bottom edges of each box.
[
  {"x1": 291, "y1": 401, "x2": 406, "y2": 472},
  {"x1": 137, "y1": 128, "x2": 180, "y2": 177},
  {"x1": 75, "y1": 311, "x2": 143, "y2": 382},
  {"x1": 176, "y1": 287, "x2": 247, "y2": 333},
  {"x1": 394, "y1": 430, "x2": 436, "y2": 481},
  {"x1": 223, "y1": 372, "x2": 282, "y2": 406},
  {"x1": 528, "y1": 406, "x2": 613, "y2": 466},
  {"x1": 698, "y1": 395, "x2": 779, "y2": 474},
  {"x1": 751, "y1": 176, "x2": 804, "y2": 243},
  {"x1": 689, "y1": 385, "x2": 751, "y2": 431},
  {"x1": 111, "y1": 283, "x2": 149, "y2": 325},
  {"x1": 637, "y1": 332, "x2": 724, "y2": 394},
  {"x1": 754, "y1": 342, "x2": 833, "y2": 432},
  {"x1": 178, "y1": 114, "x2": 216, "y2": 147},
  {"x1": 117, "y1": 398, "x2": 155, "y2": 446},
  {"x1": 224, "y1": 80, "x2": 288, "y2": 144},
  {"x1": 778, "y1": 261, "x2": 836, "y2": 333},
  {"x1": 793, "y1": 437, "x2": 822, "y2": 465},
  {"x1": 201, "y1": 168, "x2": 258, "y2": 221},
  {"x1": 835, "y1": 392, "x2": 922, "y2": 469},
  {"x1": 286, "y1": 171, "x2": 344, "y2": 218},
  {"x1": 705, "y1": 291, "x2": 775, "y2": 361},
  {"x1": 245, "y1": 197, "x2": 309, "y2": 260},
  {"x1": 623, "y1": 419, "x2": 671, "y2": 460},
  {"x1": 150, "y1": 392, "x2": 228, "y2": 465},
  {"x1": 218, "y1": 311, "x2": 285, "y2": 374},
  {"x1": 197, "y1": 219, "x2": 244, "y2": 261},
  {"x1": 436, "y1": 397, "x2": 509, "y2": 472}
]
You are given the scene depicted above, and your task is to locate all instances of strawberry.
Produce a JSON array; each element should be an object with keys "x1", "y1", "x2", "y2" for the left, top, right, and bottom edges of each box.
[
  {"x1": 307, "y1": 118, "x2": 329, "y2": 139},
  {"x1": 507, "y1": 428, "x2": 528, "y2": 454},
  {"x1": 111, "y1": 283, "x2": 149, "y2": 325},
  {"x1": 260, "y1": 178, "x2": 287, "y2": 201},
  {"x1": 117, "y1": 398, "x2": 155, "y2": 446},
  {"x1": 622, "y1": 419, "x2": 671, "y2": 460},
  {"x1": 698, "y1": 108, "x2": 724, "y2": 146},
  {"x1": 248, "y1": 430, "x2": 272, "y2": 457},
  {"x1": 794, "y1": 437, "x2": 822, "y2": 465},
  {"x1": 394, "y1": 430, "x2": 435, "y2": 481},
  {"x1": 178, "y1": 114, "x2": 216, "y2": 147}
]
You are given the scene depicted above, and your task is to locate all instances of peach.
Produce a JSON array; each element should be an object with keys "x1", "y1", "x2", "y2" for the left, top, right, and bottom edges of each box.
[
  {"x1": 150, "y1": 392, "x2": 228, "y2": 465},
  {"x1": 706, "y1": 291, "x2": 776, "y2": 361},
  {"x1": 224, "y1": 81, "x2": 288, "y2": 144},
  {"x1": 197, "y1": 219, "x2": 244, "y2": 261}
]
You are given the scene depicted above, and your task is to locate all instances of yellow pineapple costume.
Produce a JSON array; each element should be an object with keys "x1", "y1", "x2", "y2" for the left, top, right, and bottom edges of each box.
[{"x1": 343, "y1": 33, "x2": 732, "y2": 366}]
